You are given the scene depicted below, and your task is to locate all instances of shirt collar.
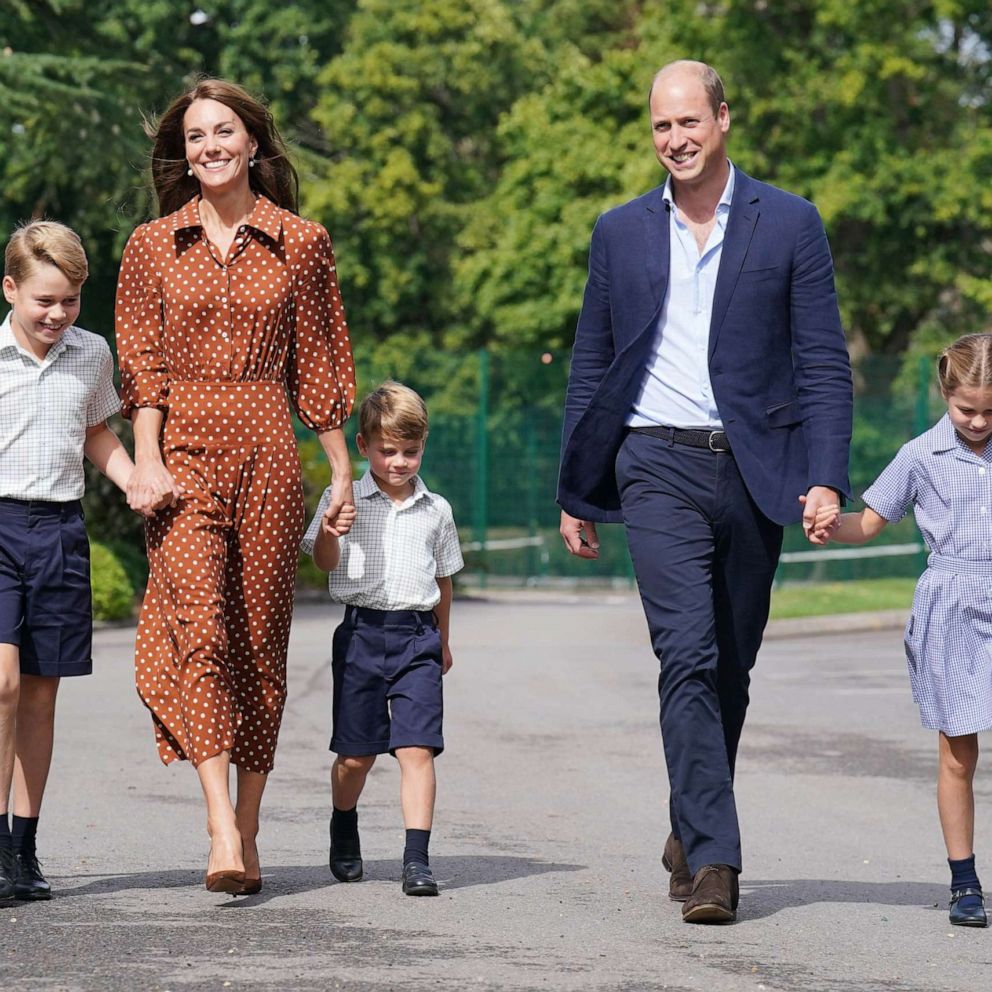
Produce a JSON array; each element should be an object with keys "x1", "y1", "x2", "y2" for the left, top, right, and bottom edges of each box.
[
  {"x1": 662, "y1": 161, "x2": 736, "y2": 213},
  {"x1": 0, "y1": 311, "x2": 81, "y2": 361},
  {"x1": 168, "y1": 193, "x2": 284, "y2": 242},
  {"x1": 355, "y1": 470, "x2": 432, "y2": 504},
  {"x1": 931, "y1": 413, "x2": 992, "y2": 459},
  {"x1": 0, "y1": 312, "x2": 16, "y2": 353}
]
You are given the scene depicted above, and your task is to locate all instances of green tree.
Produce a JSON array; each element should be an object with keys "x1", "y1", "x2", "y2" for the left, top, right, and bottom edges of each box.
[
  {"x1": 303, "y1": 0, "x2": 546, "y2": 360},
  {"x1": 454, "y1": 0, "x2": 992, "y2": 365},
  {"x1": 1, "y1": 0, "x2": 356, "y2": 337}
]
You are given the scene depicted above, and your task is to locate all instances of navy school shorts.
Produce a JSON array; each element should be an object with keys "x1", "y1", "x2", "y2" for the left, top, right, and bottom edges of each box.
[
  {"x1": 0, "y1": 497, "x2": 93, "y2": 677},
  {"x1": 330, "y1": 605, "x2": 444, "y2": 757}
]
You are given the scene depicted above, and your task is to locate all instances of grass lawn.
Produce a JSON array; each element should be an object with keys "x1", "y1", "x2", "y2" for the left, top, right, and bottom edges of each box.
[{"x1": 769, "y1": 577, "x2": 917, "y2": 620}]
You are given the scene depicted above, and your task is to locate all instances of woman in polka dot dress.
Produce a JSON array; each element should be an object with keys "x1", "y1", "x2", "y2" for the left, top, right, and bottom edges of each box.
[{"x1": 115, "y1": 79, "x2": 356, "y2": 894}]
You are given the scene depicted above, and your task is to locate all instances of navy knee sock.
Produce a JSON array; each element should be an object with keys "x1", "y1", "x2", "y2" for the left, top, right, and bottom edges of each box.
[
  {"x1": 11, "y1": 815, "x2": 38, "y2": 857},
  {"x1": 403, "y1": 828, "x2": 431, "y2": 867},
  {"x1": 949, "y1": 854, "x2": 983, "y2": 911},
  {"x1": 331, "y1": 806, "x2": 359, "y2": 842},
  {"x1": 0, "y1": 813, "x2": 10, "y2": 852}
]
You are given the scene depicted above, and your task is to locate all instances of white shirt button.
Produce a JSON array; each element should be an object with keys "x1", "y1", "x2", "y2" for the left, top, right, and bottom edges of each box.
[{"x1": 981, "y1": 467, "x2": 987, "y2": 475}]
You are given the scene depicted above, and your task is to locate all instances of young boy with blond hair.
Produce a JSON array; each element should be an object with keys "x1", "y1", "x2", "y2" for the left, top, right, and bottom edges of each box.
[
  {"x1": 1, "y1": 221, "x2": 137, "y2": 900},
  {"x1": 302, "y1": 380, "x2": 463, "y2": 896}
]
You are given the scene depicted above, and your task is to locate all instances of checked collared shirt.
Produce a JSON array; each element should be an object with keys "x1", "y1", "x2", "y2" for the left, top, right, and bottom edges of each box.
[
  {"x1": 302, "y1": 470, "x2": 463, "y2": 610},
  {"x1": 0, "y1": 312, "x2": 119, "y2": 500}
]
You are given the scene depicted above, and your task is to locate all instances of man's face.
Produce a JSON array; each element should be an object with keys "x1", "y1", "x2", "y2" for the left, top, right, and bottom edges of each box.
[{"x1": 649, "y1": 70, "x2": 730, "y2": 189}]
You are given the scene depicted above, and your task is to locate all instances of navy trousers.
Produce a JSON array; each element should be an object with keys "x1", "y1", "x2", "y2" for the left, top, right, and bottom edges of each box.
[{"x1": 615, "y1": 431, "x2": 783, "y2": 874}]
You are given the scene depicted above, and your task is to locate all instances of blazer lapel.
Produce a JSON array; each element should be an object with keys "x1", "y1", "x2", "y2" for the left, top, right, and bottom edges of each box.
[
  {"x1": 642, "y1": 187, "x2": 670, "y2": 313},
  {"x1": 708, "y1": 174, "x2": 759, "y2": 359}
]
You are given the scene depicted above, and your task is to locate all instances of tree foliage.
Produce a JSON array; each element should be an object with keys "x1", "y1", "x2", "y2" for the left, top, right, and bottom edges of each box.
[{"x1": 2, "y1": 0, "x2": 990, "y2": 368}]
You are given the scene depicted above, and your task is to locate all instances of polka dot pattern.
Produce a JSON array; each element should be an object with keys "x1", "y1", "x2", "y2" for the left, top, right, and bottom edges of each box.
[{"x1": 115, "y1": 196, "x2": 356, "y2": 773}]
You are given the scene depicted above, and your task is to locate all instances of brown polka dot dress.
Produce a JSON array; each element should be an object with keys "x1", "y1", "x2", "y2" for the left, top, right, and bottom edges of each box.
[{"x1": 115, "y1": 195, "x2": 355, "y2": 773}]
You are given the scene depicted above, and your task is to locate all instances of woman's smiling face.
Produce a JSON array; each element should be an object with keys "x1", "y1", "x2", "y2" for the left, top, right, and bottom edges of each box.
[{"x1": 183, "y1": 98, "x2": 257, "y2": 194}]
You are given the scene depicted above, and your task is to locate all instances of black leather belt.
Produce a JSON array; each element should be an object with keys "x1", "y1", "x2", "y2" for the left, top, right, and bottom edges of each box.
[{"x1": 630, "y1": 425, "x2": 731, "y2": 452}]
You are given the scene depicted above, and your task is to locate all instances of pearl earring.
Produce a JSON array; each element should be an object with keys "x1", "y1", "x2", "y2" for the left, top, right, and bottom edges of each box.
[
  {"x1": 249, "y1": 155, "x2": 256, "y2": 168},
  {"x1": 187, "y1": 165, "x2": 193, "y2": 176}
]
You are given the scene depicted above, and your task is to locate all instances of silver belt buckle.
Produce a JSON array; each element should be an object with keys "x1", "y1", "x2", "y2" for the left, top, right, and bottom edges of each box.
[{"x1": 708, "y1": 431, "x2": 726, "y2": 452}]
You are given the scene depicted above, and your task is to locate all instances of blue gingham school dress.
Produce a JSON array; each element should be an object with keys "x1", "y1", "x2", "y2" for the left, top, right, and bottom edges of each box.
[{"x1": 863, "y1": 415, "x2": 992, "y2": 736}]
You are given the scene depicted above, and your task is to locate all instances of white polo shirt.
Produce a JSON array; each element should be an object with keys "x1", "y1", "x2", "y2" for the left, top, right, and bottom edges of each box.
[
  {"x1": 302, "y1": 470, "x2": 464, "y2": 611},
  {"x1": 0, "y1": 312, "x2": 120, "y2": 501}
]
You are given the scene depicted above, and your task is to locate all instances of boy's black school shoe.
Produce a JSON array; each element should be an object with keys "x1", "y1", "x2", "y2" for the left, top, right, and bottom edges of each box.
[
  {"x1": 329, "y1": 830, "x2": 363, "y2": 883},
  {"x1": 949, "y1": 888, "x2": 988, "y2": 927},
  {"x1": 0, "y1": 849, "x2": 15, "y2": 900},
  {"x1": 13, "y1": 852, "x2": 52, "y2": 901},
  {"x1": 401, "y1": 862, "x2": 438, "y2": 897}
]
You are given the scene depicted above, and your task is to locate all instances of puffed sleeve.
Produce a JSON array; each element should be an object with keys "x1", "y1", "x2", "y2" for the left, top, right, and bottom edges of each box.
[
  {"x1": 115, "y1": 224, "x2": 168, "y2": 419},
  {"x1": 287, "y1": 224, "x2": 356, "y2": 432}
]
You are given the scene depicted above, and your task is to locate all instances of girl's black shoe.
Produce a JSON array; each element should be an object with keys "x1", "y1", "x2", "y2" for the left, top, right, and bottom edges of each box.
[{"x1": 949, "y1": 888, "x2": 987, "y2": 927}]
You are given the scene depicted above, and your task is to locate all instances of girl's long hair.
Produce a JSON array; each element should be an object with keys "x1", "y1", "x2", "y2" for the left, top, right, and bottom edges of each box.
[{"x1": 147, "y1": 77, "x2": 299, "y2": 217}]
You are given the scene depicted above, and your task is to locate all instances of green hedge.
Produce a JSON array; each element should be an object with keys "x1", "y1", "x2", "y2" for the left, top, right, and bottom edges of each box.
[{"x1": 91, "y1": 541, "x2": 135, "y2": 622}]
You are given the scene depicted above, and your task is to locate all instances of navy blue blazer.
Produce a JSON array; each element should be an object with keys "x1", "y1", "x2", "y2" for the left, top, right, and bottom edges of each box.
[{"x1": 557, "y1": 169, "x2": 853, "y2": 526}]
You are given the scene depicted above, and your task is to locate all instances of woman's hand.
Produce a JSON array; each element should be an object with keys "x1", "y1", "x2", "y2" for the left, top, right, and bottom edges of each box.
[
  {"x1": 322, "y1": 500, "x2": 356, "y2": 537},
  {"x1": 127, "y1": 459, "x2": 182, "y2": 518},
  {"x1": 323, "y1": 475, "x2": 355, "y2": 535}
]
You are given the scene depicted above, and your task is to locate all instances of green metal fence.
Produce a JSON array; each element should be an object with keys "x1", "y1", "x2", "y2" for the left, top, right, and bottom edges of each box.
[{"x1": 345, "y1": 349, "x2": 939, "y2": 589}]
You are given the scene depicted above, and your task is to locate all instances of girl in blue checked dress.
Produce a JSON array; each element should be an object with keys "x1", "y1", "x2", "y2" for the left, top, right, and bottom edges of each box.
[{"x1": 810, "y1": 332, "x2": 992, "y2": 929}]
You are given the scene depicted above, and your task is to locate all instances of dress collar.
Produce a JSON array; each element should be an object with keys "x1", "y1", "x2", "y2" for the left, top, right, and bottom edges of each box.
[{"x1": 168, "y1": 193, "x2": 284, "y2": 242}]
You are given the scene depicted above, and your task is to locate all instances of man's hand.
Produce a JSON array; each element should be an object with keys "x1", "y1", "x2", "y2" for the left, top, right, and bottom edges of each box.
[
  {"x1": 441, "y1": 643, "x2": 453, "y2": 675},
  {"x1": 798, "y1": 493, "x2": 840, "y2": 545},
  {"x1": 560, "y1": 510, "x2": 600, "y2": 559},
  {"x1": 800, "y1": 486, "x2": 840, "y2": 545}
]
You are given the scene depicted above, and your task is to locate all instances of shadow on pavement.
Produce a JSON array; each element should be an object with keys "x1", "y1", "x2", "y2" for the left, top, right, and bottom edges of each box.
[
  {"x1": 739, "y1": 878, "x2": 946, "y2": 921},
  {"x1": 49, "y1": 854, "x2": 586, "y2": 906}
]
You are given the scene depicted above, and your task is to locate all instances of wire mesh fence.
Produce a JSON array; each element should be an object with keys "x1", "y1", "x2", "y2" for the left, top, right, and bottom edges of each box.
[{"x1": 341, "y1": 349, "x2": 941, "y2": 589}]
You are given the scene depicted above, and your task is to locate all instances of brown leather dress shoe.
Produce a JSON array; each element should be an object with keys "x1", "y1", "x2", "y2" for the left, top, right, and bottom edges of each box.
[
  {"x1": 681, "y1": 864, "x2": 739, "y2": 924},
  {"x1": 662, "y1": 833, "x2": 693, "y2": 902}
]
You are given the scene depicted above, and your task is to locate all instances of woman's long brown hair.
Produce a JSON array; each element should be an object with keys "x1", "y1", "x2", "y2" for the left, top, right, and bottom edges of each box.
[{"x1": 147, "y1": 77, "x2": 299, "y2": 217}]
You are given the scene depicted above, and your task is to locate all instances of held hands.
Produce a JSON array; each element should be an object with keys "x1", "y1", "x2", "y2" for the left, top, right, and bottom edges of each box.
[
  {"x1": 799, "y1": 490, "x2": 841, "y2": 545},
  {"x1": 323, "y1": 475, "x2": 356, "y2": 536},
  {"x1": 321, "y1": 500, "x2": 356, "y2": 537},
  {"x1": 126, "y1": 461, "x2": 183, "y2": 519},
  {"x1": 560, "y1": 510, "x2": 600, "y2": 559}
]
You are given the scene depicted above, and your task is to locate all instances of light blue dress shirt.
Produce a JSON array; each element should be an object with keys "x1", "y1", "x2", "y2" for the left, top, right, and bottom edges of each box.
[{"x1": 628, "y1": 165, "x2": 736, "y2": 429}]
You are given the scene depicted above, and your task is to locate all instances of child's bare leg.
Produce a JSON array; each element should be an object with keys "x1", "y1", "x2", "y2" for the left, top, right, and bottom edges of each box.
[
  {"x1": 938, "y1": 731, "x2": 978, "y2": 859},
  {"x1": 395, "y1": 747, "x2": 435, "y2": 830},
  {"x1": 331, "y1": 754, "x2": 376, "y2": 810},
  {"x1": 12, "y1": 674, "x2": 59, "y2": 817},
  {"x1": 0, "y1": 646, "x2": 19, "y2": 817},
  {"x1": 329, "y1": 755, "x2": 375, "y2": 883},
  {"x1": 395, "y1": 747, "x2": 438, "y2": 894}
]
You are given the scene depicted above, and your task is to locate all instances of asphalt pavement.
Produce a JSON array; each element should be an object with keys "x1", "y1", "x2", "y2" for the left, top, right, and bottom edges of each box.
[{"x1": 2, "y1": 596, "x2": 990, "y2": 991}]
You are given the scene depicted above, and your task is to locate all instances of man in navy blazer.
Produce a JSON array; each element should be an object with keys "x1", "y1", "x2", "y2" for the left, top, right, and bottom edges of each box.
[{"x1": 558, "y1": 61, "x2": 852, "y2": 923}]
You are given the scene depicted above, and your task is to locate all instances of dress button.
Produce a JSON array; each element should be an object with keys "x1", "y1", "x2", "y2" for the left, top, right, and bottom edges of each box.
[{"x1": 981, "y1": 467, "x2": 987, "y2": 475}]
